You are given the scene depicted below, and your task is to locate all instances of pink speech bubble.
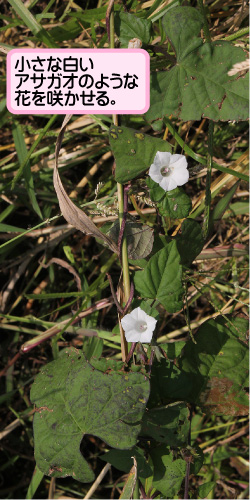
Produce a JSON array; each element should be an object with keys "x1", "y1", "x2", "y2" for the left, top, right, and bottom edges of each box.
[{"x1": 7, "y1": 49, "x2": 150, "y2": 115}]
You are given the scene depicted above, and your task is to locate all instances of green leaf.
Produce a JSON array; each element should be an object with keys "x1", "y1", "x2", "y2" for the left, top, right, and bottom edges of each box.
[
  {"x1": 12, "y1": 122, "x2": 43, "y2": 219},
  {"x1": 150, "y1": 445, "x2": 186, "y2": 498},
  {"x1": 72, "y1": 6, "x2": 121, "y2": 24},
  {"x1": 175, "y1": 219, "x2": 204, "y2": 266},
  {"x1": 49, "y1": 18, "x2": 83, "y2": 42},
  {"x1": 198, "y1": 481, "x2": 216, "y2": 498},
  {"x1": 109, "y1": 219, "x2": 154, "y2": 259},
  {"x1": 179, "y1": 316, "x2": 249, "y2": 415},
  {"x1": 109, "y1": 125, "x2": 172, "y2": 184},
  {"x1": 30, "y1": 348, "x2": 150, "y2": 482},
  {"x1": 159, "y1": 341, "x2": 186, "y2": 360},
  {"x1": 141, "y1": 403, "x2": 189, "y2": 446},
  {"x1": 101, "y1": 446, "x2": 152, "y2": 478},
  {"x1": 146, "y1": 6, "x2": 249, "y2": 121},
  {"x1": 114, "y1": 12, "x2": 151, "y2": 47},
  {"x1": 132, "y1": 298, "x2": 159, "y2": 320},
  {"x1": 146, "y1": 178, "x2": 192, "y2": 218},
  {"x1": 0, "y1": 223, "x2": 25, "y2": 233},
  {"x1": 134, "y1": 240, "x2": 184, "y2": 313},
  {"x1": 159, "y1": 189, "x2": 192, "y2": 219},
  {"x1": 147, "y1": 359, "x2": 193, "y2": 408}
]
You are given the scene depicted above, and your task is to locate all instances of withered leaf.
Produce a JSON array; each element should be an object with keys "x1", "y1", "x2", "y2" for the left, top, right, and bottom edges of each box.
[{"x1": 54, "y1": 115, "x2": 118, "y2": 254}]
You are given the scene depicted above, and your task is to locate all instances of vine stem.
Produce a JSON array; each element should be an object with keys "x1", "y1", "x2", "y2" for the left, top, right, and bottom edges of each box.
[
  {"x1": 198, "y1": 1, "x2": 214, "y2": 241},
  {"x1": 108, "y1": 0, "x2": 130, "y2": 360},
  {"x1": 202, "y1": 120, "x2": 214, "y2": 239}
]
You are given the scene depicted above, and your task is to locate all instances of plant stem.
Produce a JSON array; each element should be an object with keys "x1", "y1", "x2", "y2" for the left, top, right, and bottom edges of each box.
[
  {"x1": 202, "y1": 120, "x2": 214, "y2": 239},
  {"x1": 108, "y1": 0, "x2": 130, "y2": 360}
]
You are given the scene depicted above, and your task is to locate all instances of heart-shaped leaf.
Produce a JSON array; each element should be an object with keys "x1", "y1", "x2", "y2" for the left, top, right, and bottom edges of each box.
[
  {"x1": 109, "y1": 219, "x2": 154, "y2": 259},
  {"x1": 30, "y1": 348, "x2": 150, "y2": 482},
  {"x1": 149, "y1": 445, "x2": 187, "y2": 498},
  {"x1": 109, "y1": 125, "x2": 172, "y2": 184},
  {"x1": 134, "y1": 240, "x2": 184, "y2": 312},
  {"x1": 146, "y1": 6, "x2": 249, "y2": 122},
  {"x1": 114, "y1": 12, "x2": 151, "y2": 47},
  {"x1": 146, "y1": 178, "x2": 192, "y2": 218}
]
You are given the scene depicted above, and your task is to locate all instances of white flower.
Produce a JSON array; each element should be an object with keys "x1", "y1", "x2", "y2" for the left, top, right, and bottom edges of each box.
[
  {"x1": 121, "y1": 307, "x2": 157, "y2": 343},
  {"x1": 128, "y1": 38, "x2": 142, "y2": 49},
  {"x1": 148, "y1": 151, "x2": 189, "y2": 192}
]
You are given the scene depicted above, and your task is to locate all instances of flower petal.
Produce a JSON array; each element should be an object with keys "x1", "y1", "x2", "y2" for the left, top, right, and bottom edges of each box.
[
  {"x1": 159, "y1": 176, "x2": 177, "y2": 191},
  {"x1": 129, "y1": 307, "x2": 142, "y2": 321},
  {"x1": 146, "y1": 316, "x2": 157, "y2": 330},
  {"x1": 171, "y1": 166, "x2": 189, "y2": 186},
  {"x1": 140, "y1": 330, "x2": 154, "y2": 342},
  {"x1": 125, "y1": 330, "x2": 141, "y2": 342},
  {"x1": 121, "y1": 315, "x2": 137, "y2": 331},
  {"x1": 121, "y1": 307, "x2": 157, "y2": 343},
  {"x1": 155, "y1": 151, "x2": 171, "y2": 167},
  {"x1": 169, "y1": 154, "x2": 187, "y2": 169},
  {"x1": 148, "y1": 164, "x2": 162, "y2": 183}
]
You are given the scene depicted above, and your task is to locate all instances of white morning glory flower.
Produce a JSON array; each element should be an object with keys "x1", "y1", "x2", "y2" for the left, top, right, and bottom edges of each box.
[
  {"x1": 121, "y1": 307, "x2": 157, "y2": 343},
  {"x1": 148, "y1": 151, "x2": 189, "y2": 192}
]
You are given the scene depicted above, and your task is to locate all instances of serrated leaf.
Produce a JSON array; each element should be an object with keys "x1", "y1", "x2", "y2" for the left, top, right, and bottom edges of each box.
[
  {"x1": 114, "y1": 12, "x2": 151, "y2": 47},
  {"x1": 150, "y1": 445, "x2": 186, "y2": 498},
  {"x1": 141, "y1": 403, "x2": 189, "y2": 446},
  {"x1": 101, "y1": 446, "x2": 152, "y2": 478},
  {"x1": 134, "y1": 240, "x2": 184, "y2": 313},
  {"x1": 175, "y1": 218, "x2": 204, "y2": 266},
  {"x1": 146, "y1": 6, "x2": 249, "y2": 122},
  {"x1": 30, "y1": 348, "x2": 150, "y2": 482},
  {"x1": 109, "y1": 219, "x2": 154, "y2": 259},
  {"x1": 109, "y1": 125, "x2": 172, "y2": 184},
  {"x1": 179, "y1": 316, "x2": 249, "y2": 415}
]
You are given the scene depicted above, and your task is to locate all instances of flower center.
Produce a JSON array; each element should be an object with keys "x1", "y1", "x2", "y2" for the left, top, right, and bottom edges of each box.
[
  {"x1": 160, "y1": 165, "x2": 172, "y2": 177},
  {"x1": 135, "y1": 320, "x2": 147, "y2": 332}
]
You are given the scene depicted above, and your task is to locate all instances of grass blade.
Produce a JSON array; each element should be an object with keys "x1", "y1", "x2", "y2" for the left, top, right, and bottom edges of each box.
[
  {"x1": 8, "y1": 0, "x2": 56, "y2": 47},
  {"x1": 12, "y1": 121, "x2": 43, "y2": 219}
]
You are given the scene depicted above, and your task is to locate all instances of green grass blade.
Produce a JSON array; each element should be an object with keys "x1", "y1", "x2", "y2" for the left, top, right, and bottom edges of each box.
[
  {"x1": 12, "y1": 121, "x2": 43, "y2": 219},
  {"x1": 8, "y1": 0, "x2": 56, "y2": 47},
  {"x1": 26, "y1": 467, "x2": 44, "y2": 499},
  {"x1": 163, "y1": 118, "x2": 249, "y2": 182},
  {"x1": 12, "y1": 114, "x2": 58, "y2": 188}
]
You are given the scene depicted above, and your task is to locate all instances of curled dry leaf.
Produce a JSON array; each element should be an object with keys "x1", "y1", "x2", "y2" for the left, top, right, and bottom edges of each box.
[{"x1": 54, "y1": 115, "x2": 118, "y2": 254}]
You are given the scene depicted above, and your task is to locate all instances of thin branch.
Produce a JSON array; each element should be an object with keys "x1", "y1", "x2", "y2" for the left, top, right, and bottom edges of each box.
[{"x1": 107, "y1": 273, "x2": 124, "y2": 314}]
